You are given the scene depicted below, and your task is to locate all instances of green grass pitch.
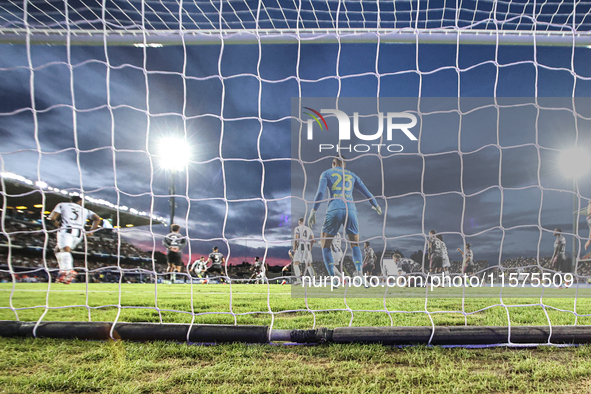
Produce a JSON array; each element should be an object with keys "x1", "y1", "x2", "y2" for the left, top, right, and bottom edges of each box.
[
  {"x1": 2, "y1": 282, "x2": 591, "y2": 327},
  {"x1": 2, "y1": 283, "x2": 591, "y2": 393}
]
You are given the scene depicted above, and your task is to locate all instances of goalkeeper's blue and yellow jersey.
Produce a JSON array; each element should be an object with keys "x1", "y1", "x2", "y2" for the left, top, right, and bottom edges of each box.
[{"x1": 312, "y1": 167, "x2": 378, "y2": 212}]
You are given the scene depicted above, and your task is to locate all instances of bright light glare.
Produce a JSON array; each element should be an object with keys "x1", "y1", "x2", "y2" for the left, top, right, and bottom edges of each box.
[
  {"x1": 158, "y1": 138, "x2": 191, "y2": 171},
  {"x1": 559, "y1": 147, "x2": 591, "y2": 179}
]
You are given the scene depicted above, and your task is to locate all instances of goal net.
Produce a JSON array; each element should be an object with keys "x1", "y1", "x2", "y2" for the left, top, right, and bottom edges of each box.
[{"x1": 1, "y1": 0, "x2": 591, "y2": 346}]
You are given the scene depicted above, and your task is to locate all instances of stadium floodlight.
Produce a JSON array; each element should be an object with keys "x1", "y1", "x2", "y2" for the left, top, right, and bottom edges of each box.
[
  {"x1": 157, "y1": 137, "x2": 191, "y2": 172},
  {"x1": 157, "y1": 137, "x2": 191, "y2": 225}
]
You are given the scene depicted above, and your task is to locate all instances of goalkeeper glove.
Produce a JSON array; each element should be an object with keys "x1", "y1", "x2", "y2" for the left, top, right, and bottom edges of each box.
[
  {"x1": 308, "y1": 209, "x2": 317, "y2": 228},
  {"x1": 372, "y1": 205, "x2": 383, "y2": 215}
]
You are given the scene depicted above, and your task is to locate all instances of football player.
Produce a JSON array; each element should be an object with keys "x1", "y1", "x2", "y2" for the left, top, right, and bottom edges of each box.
[
  {"x1": 163, "y1": 224, "x2": 187, "y2": 274},
  {"x1": 190, "y1": 256, "x2": 208, "y2": 278},
  {"x1": 394, "y1": 253, "x2": 421, "y2": 276},
  {"x1": 250, "y1": 256, "x2": 266, "y2": 284},
  {"x1": 293, "y1": 217, "x2": 315, "y2": 283},
  {"x1": 49, "y1": 196, "x2": 100, "y2": 284},
  {"x1": 205, "y1": 246, "x2": 227, "y2": 283},
  {"x1": 331, "y1": 232, "x2": 344, "y2": 276},
  {"x1": 363, "y1": 241, "x2": 376, "y2": 275},
  {"x1": 308, "y1": 156, "x2": 382, "y2": 276},
  {"x1": 458, "y1": 243, "x2": 474, "y2": 275},
  {"x1": 437, "y1": 234, "x2": 451, "y2": 275},
  {"x1": 428, "y1": 230, "x2": 444, "y2": 274},
  {"x1": 551, "y1": 228, "x2": 568, "y2": 273}
]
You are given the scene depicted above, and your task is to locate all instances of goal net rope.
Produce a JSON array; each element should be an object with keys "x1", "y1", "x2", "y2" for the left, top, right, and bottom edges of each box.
[{"x1": 1, "y1": 0, "x2": 591, "y2": 346}]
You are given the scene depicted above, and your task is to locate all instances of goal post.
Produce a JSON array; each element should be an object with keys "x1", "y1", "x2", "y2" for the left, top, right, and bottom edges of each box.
[
  {"x1": 2, "y1": 0, "x2": 591, "y2": 47},
  {"x1": 2, "y1": 28, "x2": 591, "y2": 46},
  {"x1": 4, "y1": 320, "x2": 591, "y2": 346}
]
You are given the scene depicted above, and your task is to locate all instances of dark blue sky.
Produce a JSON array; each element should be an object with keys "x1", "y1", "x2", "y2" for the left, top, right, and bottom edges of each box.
[{"x1": 1, "y1": 37, "x2": 591, "y2": 265}]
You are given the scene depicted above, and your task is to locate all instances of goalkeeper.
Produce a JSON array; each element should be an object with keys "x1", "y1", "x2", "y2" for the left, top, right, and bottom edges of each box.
[{"x1": 308, "y1": 156, "x2": 382, "y2": 276}]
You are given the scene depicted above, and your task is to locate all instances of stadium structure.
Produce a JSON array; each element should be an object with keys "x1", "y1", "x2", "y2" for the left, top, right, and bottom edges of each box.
[
  {"x1": 1, "y1": 171, "x2": 167, "y2": 228},
  {"x1": 0, "y1": 172, "x2": 167, "y2": 281}
]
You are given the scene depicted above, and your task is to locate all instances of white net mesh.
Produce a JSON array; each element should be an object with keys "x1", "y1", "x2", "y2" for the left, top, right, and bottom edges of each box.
[
  {"x1": 1, "y1": 0, "x2": 591, "y2": 346},
  {"x1": 3, "y1": 0, "x2": 591, "y2": 31}
]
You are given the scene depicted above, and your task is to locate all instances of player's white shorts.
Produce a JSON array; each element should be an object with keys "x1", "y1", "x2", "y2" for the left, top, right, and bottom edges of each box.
[
  {"x1": 256, "y1": 270, "x2": 266, "y2": 280},
  {"x1": 57, "y1": 228, "x2": 84, "y2": 251},
  {"x1": 294, "y1": 250, "x2": 312, "y2": 265},
  {"x1": 442, "y1": 255, "x2": 451, "y2": 268},
  {"x1": 194, "y1": 268, "x2": 206, "y2": 276}
]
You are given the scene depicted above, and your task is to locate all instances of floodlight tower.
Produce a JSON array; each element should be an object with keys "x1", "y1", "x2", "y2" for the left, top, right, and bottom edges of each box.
[
  {"x1": 558, "y1": 148, "x2": 591, "y2": 267},
  {"x1": 158, "y1": 138, "x2": 191, "y2": 226}
]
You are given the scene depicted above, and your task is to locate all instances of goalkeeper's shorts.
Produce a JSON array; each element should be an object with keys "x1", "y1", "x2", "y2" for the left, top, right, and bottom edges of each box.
[{"x1": 322, "y1": 209, "x2": 358, "y2": 236}]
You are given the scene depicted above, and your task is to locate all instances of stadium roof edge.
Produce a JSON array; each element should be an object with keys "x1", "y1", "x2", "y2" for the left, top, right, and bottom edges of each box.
[{"x1": 0, "y1": 173, "x2": 167, "y2": 228}]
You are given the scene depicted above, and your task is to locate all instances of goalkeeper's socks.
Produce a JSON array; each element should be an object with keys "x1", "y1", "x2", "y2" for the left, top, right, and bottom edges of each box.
[
  {"x1": 352, "y1": 246, "x2": 363, "y2": 273},
  {"x1": 322, "y1": 248, "x2": 335, "y2": 276}
]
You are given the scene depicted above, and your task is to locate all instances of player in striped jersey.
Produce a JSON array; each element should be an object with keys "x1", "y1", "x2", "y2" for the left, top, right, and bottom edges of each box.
[
  {"x1": 428, "y1": 230, "x2": 444, "y2": 273},
  {"x1": 363, "y1": 241, "x2": 376, "y2": 274},
  {"x1": 394, "y1": 253, "x2": 421, "y2": 275},
  {"x1": 293, "y1": 217, "x2": 315, "y2": 282},
  {"x1": 331, "y1": 232, "x2": 344, "y2": 276},
  {"x1": 249, "y1": 256, "x2": 267, "y2": 284},
  {"x1": 552, "y1": 228, "x2": 568, "y2": 273},
  {"x1": 437, "y1": 234, "x2": 451, "y2": 275},
  {"x1": 308, "y1": 156, "x2": 382, "y2": 276},
  {"x1": 190, "y1": 256, "x2": 208, "y2": 278},
  {"x1": 49, "y1": 196, "x2": 101, "y2": 284}
]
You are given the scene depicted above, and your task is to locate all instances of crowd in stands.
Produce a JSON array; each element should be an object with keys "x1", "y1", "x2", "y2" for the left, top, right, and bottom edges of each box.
[
  {"x1": 0, "y1": 217, "x2": 150, "y2": 260},
  {"x1": 0, "y1": 217, "x2": 165, "y2": 283},
  {"x1": 0, "y1": 219, "x2": 47, "y2": 249},
  {"x1": 499, "y1": 257, "x2": 552, "y2": 272},
  {"x1": 88, "y1": 231, "x2": 149, "y2": 260},
  {"x1": 3, "y1": 218, "x2": 591, "y2": 285}
]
